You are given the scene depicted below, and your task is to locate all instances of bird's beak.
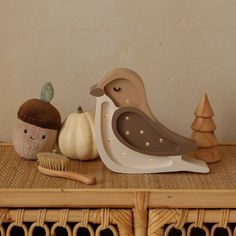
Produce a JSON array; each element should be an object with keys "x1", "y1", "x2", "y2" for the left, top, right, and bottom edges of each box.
[{"x1": 90, "y1": 83, "x2": 105, "y2": 97}]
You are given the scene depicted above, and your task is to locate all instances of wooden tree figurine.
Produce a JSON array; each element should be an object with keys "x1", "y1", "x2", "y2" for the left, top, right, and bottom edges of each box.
[{"x1": 191, "y1": 94, "x2": 221, "y2": 163}]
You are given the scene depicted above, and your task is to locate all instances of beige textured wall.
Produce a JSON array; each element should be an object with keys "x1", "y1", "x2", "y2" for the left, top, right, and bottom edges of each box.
[{"x1": 0, "y1": 0, "x2": 236, "y2": 142}]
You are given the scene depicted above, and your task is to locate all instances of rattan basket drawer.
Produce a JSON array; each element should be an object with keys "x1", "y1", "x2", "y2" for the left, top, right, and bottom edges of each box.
[
  {"x1": 148, "y1": 208, "x2": 236, "y2": 236},
  {"x1": 0, "y1": 208, "x2": 133, "y2": 236}
]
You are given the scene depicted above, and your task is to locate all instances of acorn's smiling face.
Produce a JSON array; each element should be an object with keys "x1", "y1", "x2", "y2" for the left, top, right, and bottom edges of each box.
[
  {"x1": 22, "y1": 122, "x2": 47, "y2": 143},
  {"x1": 12, "y1": 119, "x2": 58, "y2": 160}
]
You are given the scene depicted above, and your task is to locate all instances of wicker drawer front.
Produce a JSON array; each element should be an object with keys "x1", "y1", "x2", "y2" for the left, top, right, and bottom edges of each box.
[
  {"x1": 148, "y1": 208, "x2": 236, "y2": 236},
  {"x1": 0, "y1": 208, "x2": 133, "y2": 236}
]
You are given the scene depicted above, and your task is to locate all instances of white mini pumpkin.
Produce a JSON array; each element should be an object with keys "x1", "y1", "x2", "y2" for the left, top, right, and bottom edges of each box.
[{"x1": 58, "y1": 106, "x2": 98, "y2": 161}]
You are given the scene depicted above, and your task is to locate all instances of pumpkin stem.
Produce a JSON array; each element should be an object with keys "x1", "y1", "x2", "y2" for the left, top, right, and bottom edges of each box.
[{"x1": 77, "y1": 106, "x2": 84, "y2": 113}]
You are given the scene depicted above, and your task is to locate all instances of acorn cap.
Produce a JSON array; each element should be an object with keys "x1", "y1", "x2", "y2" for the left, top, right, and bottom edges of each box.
[
  {"x1": 18, "y1": 99, "x2": 61, "y2": 130},
  {"x1": 17, "y1": 82, "x2": 61, "y2": 130}
]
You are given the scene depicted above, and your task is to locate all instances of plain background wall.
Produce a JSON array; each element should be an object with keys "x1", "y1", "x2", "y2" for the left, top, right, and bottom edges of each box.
[{"x1": 0, "y1": 0, "x2": 235, "y2": 142}]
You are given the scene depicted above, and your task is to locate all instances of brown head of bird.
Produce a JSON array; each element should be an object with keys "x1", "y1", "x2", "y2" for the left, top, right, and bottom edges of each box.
[{"x1": 90, "y1": 68, "x2": 156, "y2": 120}]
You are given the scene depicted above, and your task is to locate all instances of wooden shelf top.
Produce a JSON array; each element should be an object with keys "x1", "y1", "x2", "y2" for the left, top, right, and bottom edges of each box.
[{"x1": 0, "y1": 143, "x2": 236, "y2": 208}]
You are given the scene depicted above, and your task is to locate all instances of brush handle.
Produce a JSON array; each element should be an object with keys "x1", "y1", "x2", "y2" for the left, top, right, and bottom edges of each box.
[{"x1": 38, "y1": 166, "x2": 96, "y2": 185}]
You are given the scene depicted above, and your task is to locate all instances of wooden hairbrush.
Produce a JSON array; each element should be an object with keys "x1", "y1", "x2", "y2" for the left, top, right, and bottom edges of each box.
[{"x1": 37, "y1": 153, "x2": 96, "y2": 185}]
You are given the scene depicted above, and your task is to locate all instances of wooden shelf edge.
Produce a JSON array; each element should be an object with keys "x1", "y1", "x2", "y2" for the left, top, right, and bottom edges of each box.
[{"x1": 0, "y1": 189, "x2": 236, "y2": 208}]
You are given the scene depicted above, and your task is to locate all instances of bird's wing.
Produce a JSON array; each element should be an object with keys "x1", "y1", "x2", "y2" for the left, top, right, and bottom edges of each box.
[{"x1": 112, "y1": 107, "x2": 197, "y2": 156}]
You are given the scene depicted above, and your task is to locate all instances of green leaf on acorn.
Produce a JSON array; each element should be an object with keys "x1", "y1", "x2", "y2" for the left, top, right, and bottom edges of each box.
[{"x1": 40, "y1": 82, "x2": 54, "y2": 103}]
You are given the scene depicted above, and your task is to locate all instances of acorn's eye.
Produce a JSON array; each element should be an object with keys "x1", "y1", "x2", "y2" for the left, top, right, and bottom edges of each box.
[
  {"x1": 113, "y1": 87, "x2": 121, "y2": 92},
  {"x1": 24, "y1": 129, "x2": 28, "y2": 134},
  {"x1": 42, "y1": 135, "x2": 46, "y2": 140}
]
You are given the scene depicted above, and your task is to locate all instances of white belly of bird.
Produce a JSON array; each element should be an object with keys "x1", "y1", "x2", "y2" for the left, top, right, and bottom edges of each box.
[{"x1": 95, "y1": 95, "x2": 209, "y2": 173}]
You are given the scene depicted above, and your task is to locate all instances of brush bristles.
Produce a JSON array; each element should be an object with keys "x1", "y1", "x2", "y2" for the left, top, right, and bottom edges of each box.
[{"x1": 37, "y1": 153, "x2": 71, "y2": 171}]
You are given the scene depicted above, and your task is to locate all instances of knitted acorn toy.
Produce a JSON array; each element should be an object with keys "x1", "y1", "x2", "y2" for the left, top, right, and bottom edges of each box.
[{"x1": 12, "y1": 82, "x2": 61, "y2": 160}]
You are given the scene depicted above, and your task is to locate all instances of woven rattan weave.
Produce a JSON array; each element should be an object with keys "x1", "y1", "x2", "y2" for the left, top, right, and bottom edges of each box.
[
  {"x1": 0, "y1": 144, "x2": 236, "y2": 189},
  {"x1": 0, "y1": 143, "x2": 236, "y2": 236}
]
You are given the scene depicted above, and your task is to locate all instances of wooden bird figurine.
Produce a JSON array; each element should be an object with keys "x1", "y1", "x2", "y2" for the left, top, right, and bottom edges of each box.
[{"x1": 90, "y1": 68, "x2": 209, "y2": 173}]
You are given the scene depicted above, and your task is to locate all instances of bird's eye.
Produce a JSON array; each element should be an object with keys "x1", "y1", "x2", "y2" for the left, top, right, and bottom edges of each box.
[
  {"x1": 24, "y1": 129, "x2": 28, "y2": 134},
  {"x1": 113, "y1": 87, "x2": 121, "y2": 92},
  {"x1": 42, "y1": 135, "x2": 46, "y2": 140}
]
